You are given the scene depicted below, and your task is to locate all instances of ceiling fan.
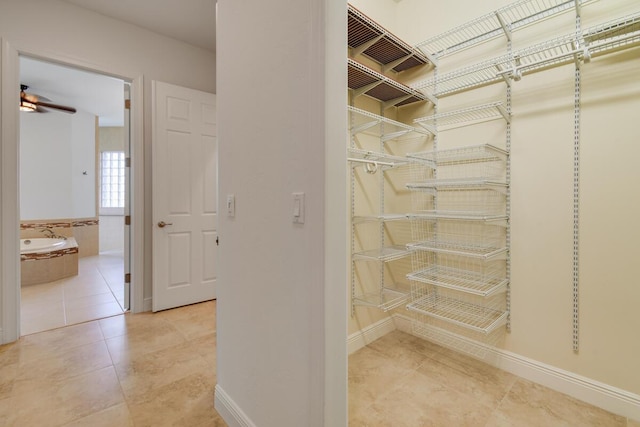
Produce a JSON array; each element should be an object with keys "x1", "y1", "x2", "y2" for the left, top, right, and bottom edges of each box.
[{"x1": 20, "y1": 84, "x2": 76, "y2": 114}]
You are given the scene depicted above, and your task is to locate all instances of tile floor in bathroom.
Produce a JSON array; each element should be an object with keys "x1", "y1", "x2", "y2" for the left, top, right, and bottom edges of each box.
[
  {"x1": 21, "y1": 251, "x2": 125, "y2": 335},
  {"x1": 2, "y1": 299, "x2": 637, "y2": 426}
]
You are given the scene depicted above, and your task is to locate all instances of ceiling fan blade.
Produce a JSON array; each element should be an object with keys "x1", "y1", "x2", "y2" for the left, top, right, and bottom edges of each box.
[{"x1": 35, "y1": 100, "x2": 77, "y2": 114}]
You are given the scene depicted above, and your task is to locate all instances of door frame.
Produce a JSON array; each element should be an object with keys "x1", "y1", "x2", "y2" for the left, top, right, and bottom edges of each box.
[{"x1": 0, "y1": 38, "x2": 145, "y2": 344}]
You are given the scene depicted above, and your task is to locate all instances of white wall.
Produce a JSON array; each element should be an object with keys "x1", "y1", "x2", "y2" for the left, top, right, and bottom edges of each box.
[
  {"x1": 70, "y1": 112, "x2": 96, "y2": 219},
  {"x1": 20, "y1": 110, "x2": 74, "y2": 219},
  {"x1": 20, "y1": 109, "x2": 95, "y2": 220},
  {"x1": 216, "y1": 0, "x2": 347, "y2": 425},
  {"x1": 354, "y1": 0, "x2": 640, "y2": 403},
  {"x1": 0, "y1": 0, "x2": 215, "y2": 312}
]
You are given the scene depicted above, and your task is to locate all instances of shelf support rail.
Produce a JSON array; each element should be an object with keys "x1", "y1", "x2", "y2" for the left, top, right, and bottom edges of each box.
[{"x1": 572, "y1": 3, "x2": 582, "y2": 354}]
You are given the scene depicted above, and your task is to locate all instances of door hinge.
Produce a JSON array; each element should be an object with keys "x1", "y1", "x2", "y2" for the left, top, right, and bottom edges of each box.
[
  {"x1": 124, "y1": 215, "x2": 131, "y2": 226},
  {"x1": 124, "y1": 99, "x2": 131, "y2": 110},
  {"x1": 125, "y1": 157, "x2": 131, "y2": 167},
  {"x1": 124, "y1": 273, "x2": 131, "y2": 283}
]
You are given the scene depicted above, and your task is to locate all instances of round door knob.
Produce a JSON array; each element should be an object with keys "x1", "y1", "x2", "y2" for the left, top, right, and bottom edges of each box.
[{"x1": 158, "y1": 221, "x2": 173, "y2": 228}]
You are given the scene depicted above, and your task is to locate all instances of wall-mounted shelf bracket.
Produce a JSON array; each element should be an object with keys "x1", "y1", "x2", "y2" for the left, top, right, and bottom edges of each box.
[
  {"x1": 351, "y1": 120, "x2": 379, "y2": 135},
  {"x1": 495, "y1": 12, "x2": 512, "y2": 41},
  {"x1": 381, "y1": 130, "x2": 412, "y2": 143},
  {"x1": 495, "y1": 64, "x2": 513, "y2": 87},
  {"x1": 383, "y1": 53, "x2": 415, "y2": 73},
  {"x1": 352, "y1": 80, "x2": 383, "y2": 98},
  {"x1": 351, "y1": 34, "x2": 385, "y2": 57},
  {"x1": 382, "y1": 95, "x2": 412, "y2": 110},
  {"x1": 416, "y1": 122, "x2": 436, "y2": 135}
]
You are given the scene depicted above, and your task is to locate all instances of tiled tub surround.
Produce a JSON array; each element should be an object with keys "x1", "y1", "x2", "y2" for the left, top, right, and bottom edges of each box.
[
  {"x1": 20, "y1": 218, "x2": 99, "y2": 258},
  {"x1": 20, "y1": 237, "x2": 79, "y2": 286}
]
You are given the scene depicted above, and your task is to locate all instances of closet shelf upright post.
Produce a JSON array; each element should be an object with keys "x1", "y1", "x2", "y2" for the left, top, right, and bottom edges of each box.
[{"x1": 347, "y1": 4, "x2": 433, "y2": 314}]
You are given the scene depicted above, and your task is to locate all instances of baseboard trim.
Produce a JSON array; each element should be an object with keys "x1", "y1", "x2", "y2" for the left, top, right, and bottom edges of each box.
[
  {"x1": 143, "y1": 297, "x2": 152, "y2": 312},
  {"x1": 347, "y1": 316, "x2": 396, "y2": 355},
  {"x1": 214, "y1": 384, "x2": 257, "y2": 427},
  {"x1": 393, "y1": 314, "x2": 640, "y2": 420}
]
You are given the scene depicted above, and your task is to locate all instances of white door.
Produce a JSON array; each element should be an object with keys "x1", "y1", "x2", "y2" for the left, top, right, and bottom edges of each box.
[{"x1": 152, "y1": 81, "x2": 217, "y2": 312}]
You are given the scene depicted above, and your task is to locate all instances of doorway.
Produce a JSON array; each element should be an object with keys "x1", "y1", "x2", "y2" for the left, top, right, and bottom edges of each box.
[{"x1": 18, "y1": 56, "x2": 130, "y2": 335}]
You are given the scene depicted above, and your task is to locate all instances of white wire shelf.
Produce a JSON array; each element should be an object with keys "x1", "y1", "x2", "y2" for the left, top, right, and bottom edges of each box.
[
  {"x1": 348, "y1": 4, "x2": 430, "y2": 72},
  {"x1": 408, "y1": 266, "x2": 508, "y2": 297},
  {"x1": 409, "y1": 212, "x2": 508, "y2": 221},
  {"x1": 353, "y1": 288, "x2": 410, "y2": 311},
  {"x1": 412, "y1": 55, "x2": 514, "y2": 97},
  {"x1": 353, "y1": 214, "x2": 409, "y2": 223},
  {"x1": 408, "y1": 143, "x2": 508, "y2": 182},
  {"x1": 408, "y1": 241, "x2": 508, "y2": 260},
  {"x1": 407, "y1": 179, "x2": 508, "y2": 191},
  {"x1": 348, "y1": 106, "x2": 434, "y2": 140},
  {"x1": 411, "y1": 320, "x2": 506, "y2": 359},
  {"x1": 415, "y1": 0, "x2": 598, "y2": 59},
  {"x1": 583, "y1": 12, "x2": 640, "y2": 57},
  {"x1": 413, "y1": 11, "x2": 640, "y2": 98},
  {"x1": 410, "y1": 143, "x2": 508, "y2": 166},
  {"x1": 413, "y1": 102, "x2": 511, "y2": 134},
  {"x1": 348, "y1": 58, "x2": 429, "y2": 107},
  {"x1": 407, "y1": 184, "x2": 508, "y2": 217},
  {"x1": 407, "y1": 293, "x2": 508, "y2": 334},
  {"x1": 353, "y1": 245, "x2": 412, "y2": 262}
]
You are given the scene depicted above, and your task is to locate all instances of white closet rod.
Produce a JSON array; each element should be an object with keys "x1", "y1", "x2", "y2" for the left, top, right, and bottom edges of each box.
[{"x1": 347, "y1": 158, "x2": 396, "y2": 168}]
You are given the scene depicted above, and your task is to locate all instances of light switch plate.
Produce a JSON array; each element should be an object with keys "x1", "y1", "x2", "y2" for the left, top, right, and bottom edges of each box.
[
  {"x1": 226, "y1": 194, "x2": 235, "y2": 217},
  {"x1": 292, "y1": 192, "x2": 305, "y2": 224}
]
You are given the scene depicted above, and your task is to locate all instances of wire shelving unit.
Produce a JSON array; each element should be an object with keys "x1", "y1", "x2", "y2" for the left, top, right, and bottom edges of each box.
[
  {"x1": 348, "y1": 4, "x2": 431, "y2": 72},
  {"x1": 407, "y1": 293, "x2": 508, "y2": 334},
  {"x1": 406, "y1": 141, "x2": 509, "y2": 335},
  {"x1": 415, "y1": 0, "x2": 598, "y2": 59},
  {"x1": 348, "y1": 106, "x2": 434, "y2": 141},
  {"x1": 413, "y1": 103, "x2": 511, "y2": 134},
  {"x1": 407, "y1": 265, "x2": 508, "y2": 297},
  {"x1": 347, "y1": 7, "x2": 432, "y2": 315},
  {"x1": 348, "y1": 58, "x2": 430, "y2": 107},
  {"x1": 412, "y1": 12, "x2": 640, "y2": 98}
]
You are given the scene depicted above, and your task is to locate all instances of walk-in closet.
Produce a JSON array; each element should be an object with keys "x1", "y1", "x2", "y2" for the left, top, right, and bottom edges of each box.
[{"x1": 347, "y1": 0, "x2": 640, "y2": 424}]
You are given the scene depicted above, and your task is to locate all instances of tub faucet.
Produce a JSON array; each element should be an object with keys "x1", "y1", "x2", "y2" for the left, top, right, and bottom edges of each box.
[{"x1": 36, "y1": 228, "x2": 67, "y2": 240}]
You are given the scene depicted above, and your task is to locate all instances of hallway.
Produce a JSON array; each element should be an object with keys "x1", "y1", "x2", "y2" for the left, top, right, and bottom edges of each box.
[{"x1": 1, "y1": 300, "x2": 225, "y2": 426}]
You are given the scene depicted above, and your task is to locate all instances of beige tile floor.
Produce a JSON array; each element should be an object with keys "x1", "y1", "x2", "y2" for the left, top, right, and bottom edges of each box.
[
  {"x1": 3, "y1": 302, "x2": 637, "y2": 427},
  {"x1": 21, "y1": 252, "x2": 126, "y2": 335},
  {"x1": 0, "y1": 300, "x2": 226, "y2": 427},
  {"x1": 350, "y1": 330, "x2": 639, "y2": 427}
]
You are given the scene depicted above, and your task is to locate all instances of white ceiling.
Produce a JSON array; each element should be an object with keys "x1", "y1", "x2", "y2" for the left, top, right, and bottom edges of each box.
[
  {"x1": 20, "y1": 56, "x2": 126, "y2": 126},
  {"x1": 61, "y1": 0, "x2": 216, "y2": 52},
  {"x1": 20, "y1": 0, "x2": 216, "y2": 127}
]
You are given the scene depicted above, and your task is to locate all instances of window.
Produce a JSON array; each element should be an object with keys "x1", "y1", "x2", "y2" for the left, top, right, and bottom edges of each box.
[{"x1": 100, "y1": 151, "x2": 125, "y2": 214}]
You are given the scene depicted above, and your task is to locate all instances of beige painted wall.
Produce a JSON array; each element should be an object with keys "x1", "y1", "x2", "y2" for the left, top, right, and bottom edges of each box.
[{"x1": 353, "y1": 0, "x2": 640, "y2": 396}]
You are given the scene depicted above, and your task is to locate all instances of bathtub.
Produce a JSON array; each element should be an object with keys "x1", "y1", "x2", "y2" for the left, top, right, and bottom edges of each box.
[
  {"x1": 21, "y1": 237, "x2": 79, "y2": 286},
  {"x1": 20, "y1": 237, "x2": 67, "y2": 254}
]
